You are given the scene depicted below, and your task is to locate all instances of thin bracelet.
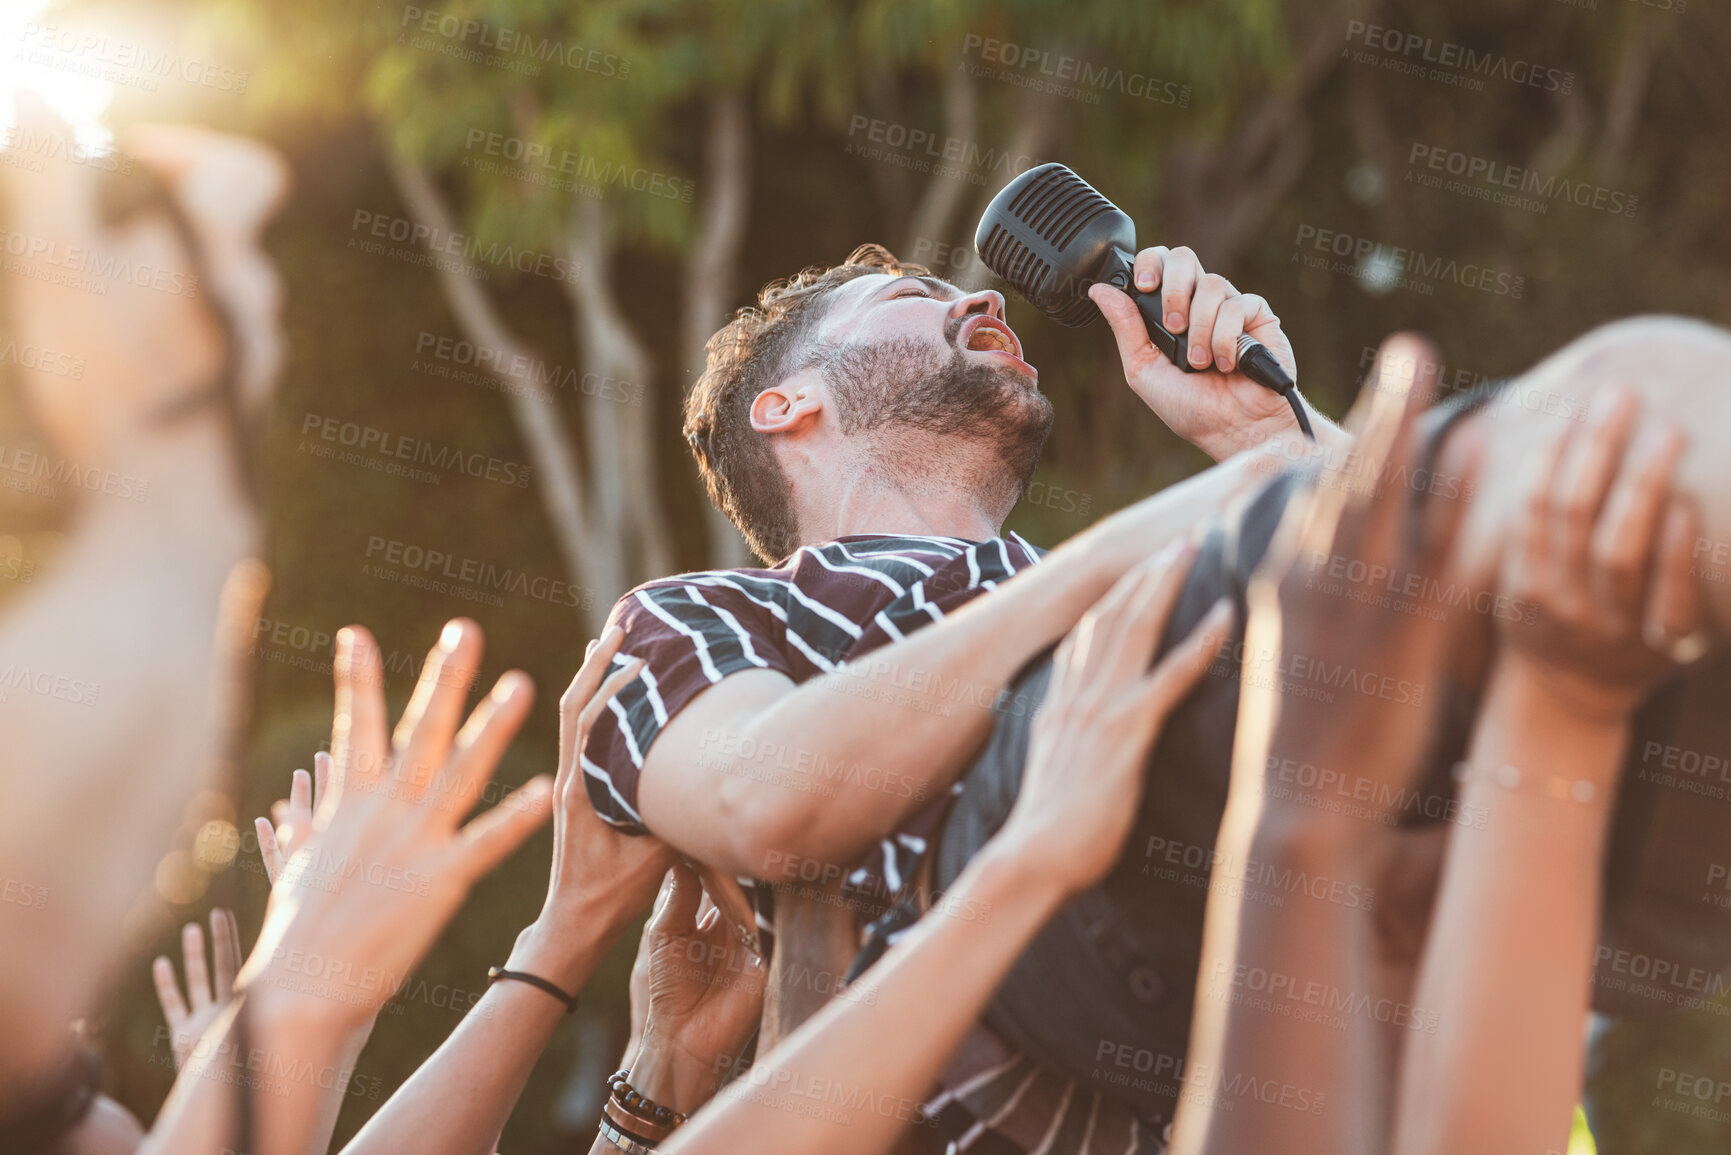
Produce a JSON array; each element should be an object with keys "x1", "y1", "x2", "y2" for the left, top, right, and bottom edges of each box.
[
  {"x1": 604, "y1": 1097, "x2": 674, "y2": 1143},
  {"x1": 486, "y1": 966, "x2": 578, "y2": 1014},
  {"x1": 597, "y1": 1116, "x2": 659, "y2": 1154},
  {"x1": 1451, "y1": 760, "x2": 1599, "y2": 804}
]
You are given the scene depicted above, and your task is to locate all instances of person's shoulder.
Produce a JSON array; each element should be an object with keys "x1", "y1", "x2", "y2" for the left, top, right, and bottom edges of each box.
[
  {"x1": 802, "y1": 532, "x2": 1043, "y2": 566},
  {"x1": 606, "y1": 562, "x2": 795, "y2": 629}
]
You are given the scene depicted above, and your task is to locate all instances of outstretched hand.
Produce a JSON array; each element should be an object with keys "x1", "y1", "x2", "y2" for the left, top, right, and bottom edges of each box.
[
  {"x1": 1497, "y1": 387, "x2": 1702, "y2": 721},
  {"x1": 508, "y1": 625, "x2": 678, "y2": 993},
  {"x1": 638, "y1": 863, "x2": 767, "y2": 1085},
  {"x1": 1000, "y1": 538, "x2": 1234, "y2": 895},
  {"x1": 254, "y1": 752, "x2": 330, "y2": 885},
  {"x1": 238, "y1": 620, "x2": 553, "y2": 1025},
  {"x1": 1244, "y1": 334, "x2": 1476, "y2": 835},
  {"x1": 152, "y1": 908, "x2": 243, "y2": 1070}
]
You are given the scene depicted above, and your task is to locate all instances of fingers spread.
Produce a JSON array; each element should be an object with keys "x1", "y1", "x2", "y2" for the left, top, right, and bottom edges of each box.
[
  {"x1": 561, "y1": 626, "x2": 626, "y2": 754},
  {"x1": 1515, "y1": 420, "x2": 1574, "y2": 597},
  {"x1": 288, "y1": 768, "x2": 312, "y2": 820},
  {"x1": 580, "y1": 658, "x2": 643, "y2": 735},
  {"x1": 1318, "y1": 333, "x2": 1438, "y2": 561},
  {"x1": 332, "y1": 625, "x2": 389, "y2": 791},
  {"x1": 454, "y1": 775, "x2": 554, "y2": 881},
  {"x1": 1146, "y1": 598, "x2": 1237, "y2": 716},
  {"x1": 445, "y1": 670, "x2": 536, "y2": 816},
  {"x1": 1646, "y1": 497, "x2": 1704, "y2": 651},
  {"x1": 1100, "y1": 540, "x2": 1197, "y2": 682},
  {"x1": 182, "y1": 921, "x2": 211, "y2": 1008},
  {"x1": 255, "y1": 816, "x2": 283, "y2": 884},
  {"x1": 1064, "y1": 543, "x2": 1173, "y2": 682},
  {"x1": 1554, "y1": 388, "x2": 1638, "y2": 584},
  {"x1": 211, "y1": 908, "x2": 239, "y2": 994},
  {"x1": 397, "y1": 619, "x2": 486, "y2": 788},
  {"x1": 152, "y1": 955, "x2": 188, "y2": 1024},
  {"x1": 1591, "y1": 426, "x2": 1683, "y2": 624}
]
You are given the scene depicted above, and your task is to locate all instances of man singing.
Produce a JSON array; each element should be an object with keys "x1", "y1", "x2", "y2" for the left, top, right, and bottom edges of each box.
[{"x1": 580, "y1": 241, "x2": 1333, "y2": 1152}]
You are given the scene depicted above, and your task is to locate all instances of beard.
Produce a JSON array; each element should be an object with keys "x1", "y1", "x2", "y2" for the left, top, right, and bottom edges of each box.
[{"x1": 820, "y1": 335, "x2": 1055, "y2": 514}]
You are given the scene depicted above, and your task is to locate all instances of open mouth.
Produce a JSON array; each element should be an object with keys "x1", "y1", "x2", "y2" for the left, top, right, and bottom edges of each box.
[{"x1": 957, "y1": 315, "x2": 1032, "y2": 374}]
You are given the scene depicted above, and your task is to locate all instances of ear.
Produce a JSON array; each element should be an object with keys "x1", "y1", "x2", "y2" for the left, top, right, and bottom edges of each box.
[{"x1": 750, "y1": 368, "x2": 825, "y2": 435}]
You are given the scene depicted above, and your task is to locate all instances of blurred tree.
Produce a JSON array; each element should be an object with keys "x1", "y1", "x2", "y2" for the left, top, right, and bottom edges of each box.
[{"x1": 180, "y1": 0, "x2": 1298, "y2": 621}]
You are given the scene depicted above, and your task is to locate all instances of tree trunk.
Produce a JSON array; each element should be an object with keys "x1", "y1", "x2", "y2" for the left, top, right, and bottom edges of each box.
[
  {"x1": 564, "y1": 199, "x2": 674, "y2": 590},
  {"x1": 386, "y1": 154, "x2": 607, "y2": 632},
  {"x1": 951, "y1": 83, "x2": 1063, "y2": 291},
  {"x1": 1166, "y1": 2, "x2": 1371, "y2": 268},
  {"x1": 902, "y1": 56, "x2": 978, "y2": 259},
  {"x1": 682, "y1": 94, "x2": 755, "y2": 569}
]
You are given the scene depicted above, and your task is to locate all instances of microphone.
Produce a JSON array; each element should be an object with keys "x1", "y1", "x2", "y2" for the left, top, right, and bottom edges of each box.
[{"x1": 975, "y1": 162, "x2": 1313, "y2": 440}]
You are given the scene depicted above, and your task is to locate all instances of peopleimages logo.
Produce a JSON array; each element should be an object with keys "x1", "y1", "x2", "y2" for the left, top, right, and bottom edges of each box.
[
  {"x1": 959, "y1": 34, "x2": 1191, "y2": 108},
  {"x1": 462, "y1": 131, "x2": 693, "y2": 203},
  {"x1": 1407, "y1": 143, "x2": 1638, "y2": 218},
  {"x1": 298, "y1": 413, "x2": 532, "y2": 489},
  {"x1": 0, "y1": 226, "x2": 200, "y2": 298},
  {"x1": 1343, "y1": 20, "x2": 1574, "y2": 94},
  {"x1": 0, "y1": 125, "x2": 135, "y2": 175},
  {"x1": 348, "y1": 210, "x2": 580, "y2": 285},
  {"x1": 1293, "y1": 224, "x2": 1525, "y2": 299},
  {"x1": 398, "y1": 7, "x2": 629, "y2": 78},
  {"x1": 16, "y1": 22, "x2": 250, "y2": 93},
  {"x1": 843, "y1": 115, "x2": 1039, "y2": 186}
]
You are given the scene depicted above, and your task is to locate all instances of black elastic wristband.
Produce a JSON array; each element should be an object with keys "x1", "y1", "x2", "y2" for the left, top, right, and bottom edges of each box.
[{"x1": 487, "y1": 966, "x2": 578, "y2": 1014}]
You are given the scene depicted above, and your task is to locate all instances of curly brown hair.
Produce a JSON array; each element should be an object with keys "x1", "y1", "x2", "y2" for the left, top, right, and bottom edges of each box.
[{"x1": 684, "y1": 244, "x2": 932, "y2": 563}]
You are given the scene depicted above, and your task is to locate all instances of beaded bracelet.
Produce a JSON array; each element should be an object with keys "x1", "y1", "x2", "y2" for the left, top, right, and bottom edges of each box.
[
  {"x1": 607, "y1": 1069, "x2": 688, "y2": 1131},
  {"x1": 1451, "y1": 760, "x2": 1599, "y2": 804}
]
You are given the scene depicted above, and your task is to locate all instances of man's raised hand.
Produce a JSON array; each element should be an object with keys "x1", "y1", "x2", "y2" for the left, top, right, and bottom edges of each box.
[{"x1": 1089, "y1": 245, "x2": 1303, "y2": 460}]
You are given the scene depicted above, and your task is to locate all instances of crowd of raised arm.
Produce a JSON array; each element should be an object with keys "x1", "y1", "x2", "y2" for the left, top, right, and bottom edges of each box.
[
  {"x1": 18, "y1": 337, "x2": 1708, "y2": 1155},
  {"x1": 6, "y1": 96, "x2": 1728, "y2": 1155}
]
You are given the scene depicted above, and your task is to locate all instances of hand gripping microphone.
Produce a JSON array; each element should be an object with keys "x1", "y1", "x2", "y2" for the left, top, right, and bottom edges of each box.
[{"x1": 975, "y1": 162, "x2": 1314, "y2": 440}]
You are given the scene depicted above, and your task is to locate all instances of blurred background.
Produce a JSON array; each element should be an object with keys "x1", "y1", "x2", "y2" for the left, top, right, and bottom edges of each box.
[{"x1": 2, "y1": 0, "x2": 1729, "y2": 1150}]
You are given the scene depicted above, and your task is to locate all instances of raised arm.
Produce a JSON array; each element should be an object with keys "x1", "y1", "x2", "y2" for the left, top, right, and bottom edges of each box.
[
  {"x1": 138, "y1": 619, "x2": 554, "y2": 1155},
  {"x1": 1171, "y1": 336, "x2": 1471, "y2": 1155},
  {"x1": 661, "y1": 543, "x2": 1233, "y2": 1155},
  {"x1": 1087, "y1": 246, "x2": 1350, "y2": 460},
  {"x1": 342, "y1": 628, "x2": 673, "y2": 1155},
  {"x1": 1393, "y1": 390, "x2": 1700, "y2": 1155},
  {"x1": 634, "y1": 447, "x2": 1270, "y2": 879}
]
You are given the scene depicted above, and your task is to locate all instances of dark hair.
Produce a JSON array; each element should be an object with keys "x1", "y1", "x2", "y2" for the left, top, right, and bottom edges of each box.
[{"x1": 684, "y1": 244, "x2": 930, "y2": 562}]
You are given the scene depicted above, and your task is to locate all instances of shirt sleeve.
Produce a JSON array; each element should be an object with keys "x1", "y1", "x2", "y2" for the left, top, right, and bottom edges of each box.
[{"x1": 580, "y1": 579, "x2": 796, "y2": 834}]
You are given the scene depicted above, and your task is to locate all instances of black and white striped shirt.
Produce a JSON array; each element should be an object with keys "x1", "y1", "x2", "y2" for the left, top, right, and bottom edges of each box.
[{"x1": 581, "y1": 532, "x2": 1042, "y2": 833}]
